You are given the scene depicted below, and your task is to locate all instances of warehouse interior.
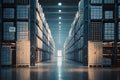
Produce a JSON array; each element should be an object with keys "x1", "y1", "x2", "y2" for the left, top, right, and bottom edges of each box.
[
  {"x1": 0, "y1": 0, "x2": 120, "y2": 80},
  {"x1": 39, "y1": 0, "x2": 79, "y2": 52}
]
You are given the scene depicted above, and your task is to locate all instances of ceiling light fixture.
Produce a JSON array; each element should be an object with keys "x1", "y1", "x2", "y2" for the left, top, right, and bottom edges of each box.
[
  {"x1": 59, "y1": 22, "x2": 61, "y2": 24},
  {"x1": 59, "y1": 17, "x2": 62, "y2": 19},
  {"x1": 58, "y1": 2, "x2": 62, "y2": 6},
  {"x1": 59, "y1": 10, "x2": 62, "y2": 12}
]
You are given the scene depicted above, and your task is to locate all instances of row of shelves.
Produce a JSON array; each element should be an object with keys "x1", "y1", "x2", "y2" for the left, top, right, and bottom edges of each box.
[{"x1": 0, "y1": 0, "x2": 55, "y2": 67}]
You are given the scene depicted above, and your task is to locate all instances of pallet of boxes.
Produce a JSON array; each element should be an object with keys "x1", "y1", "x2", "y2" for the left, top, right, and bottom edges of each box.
[
  {"x1": 88, "y1": 41, "x2": 103, "y2": 67},
  {"x1": 16, "y1": 40, "x2": 30, "y2": 67}
]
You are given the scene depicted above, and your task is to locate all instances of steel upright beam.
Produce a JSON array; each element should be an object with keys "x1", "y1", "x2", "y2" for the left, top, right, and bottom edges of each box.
[{"x1": 112, "y1": 0, "x2": 118, "y2": 66}]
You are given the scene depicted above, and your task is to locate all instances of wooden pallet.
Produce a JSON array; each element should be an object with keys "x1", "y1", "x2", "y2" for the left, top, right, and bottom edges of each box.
[
  {"x1": 88, "y1": 65, "x2": 103, "y2": 68},
  {"x1": 16, "y1": 65, "x2": 30, "y2": 68}
]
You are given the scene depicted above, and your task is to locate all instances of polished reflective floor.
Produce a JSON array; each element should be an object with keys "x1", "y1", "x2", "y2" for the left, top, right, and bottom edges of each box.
[{"x1": 0, "y1": 57, "x2": 120, "y2": 80}]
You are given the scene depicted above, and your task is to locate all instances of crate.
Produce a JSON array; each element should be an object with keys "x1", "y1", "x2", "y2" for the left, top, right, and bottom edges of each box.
[
  {"x1": 16, "y1": 40, "x2": 30, "y2": 67},
  {"x1": 88, "y1": 41, "x2": 103, "y2": 67}
]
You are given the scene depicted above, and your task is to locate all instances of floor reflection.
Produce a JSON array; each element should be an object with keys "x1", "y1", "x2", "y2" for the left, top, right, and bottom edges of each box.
[
  {"x1": 57, "y1": 57, "x2": 62, "y2": 80},
  {"x1": 88, "y1": 68, "x2": 103, "y2": 80},
  {"x1": 0, "y1": 68, "x2": 12, "y2": 80},
  {"x1": 16, "y1": 68, "x2": 30, "y2": 80},
  {"x1": 88, "y1": 68, "x2": 120, "y2": 80},
  {"x1": 0, "y1": 60, "x2": 120, "y2": 80},
  {"x1": 57, "y1": 57, "x2": 62, "y2": 67}
]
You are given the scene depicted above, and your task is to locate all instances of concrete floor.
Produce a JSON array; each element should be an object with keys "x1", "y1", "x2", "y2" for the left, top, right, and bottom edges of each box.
[{"x1": 0, "y1": 57, "x2": 120, "y2": 80}]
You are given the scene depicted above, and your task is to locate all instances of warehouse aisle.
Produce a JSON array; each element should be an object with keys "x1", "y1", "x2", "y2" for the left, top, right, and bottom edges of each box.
[{"x1": 0, "y1": 57, "x2": 120, "y2": 80}]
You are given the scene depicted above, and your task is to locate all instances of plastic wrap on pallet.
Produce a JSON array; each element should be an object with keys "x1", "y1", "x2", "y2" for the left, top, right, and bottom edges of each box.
[
  {"x1": 36, "y1": 12, "x2": 43, "y2": 30},
  {"x1": 36, "y1": 37, "x2": 43, "y2": 49},
  {"x1": 36, "y1": 1, "x2": 40, "y2": 10},
  {"x1": 39, "y1": 4, "x2": 43, "y2": 13},
  {"x1": 72, "y1": 12, "x2": 79, "y2": 29},
  {"x1": 78, "y1": 0, "x2": 84, "y2": 25},
  {"x1": 40, "y1": 12, "x2": 45, "y2": 21},
  {"x1": 37, "y1": 26, "x2": 43, "y2": 39},
  {"x1": 78, "y1": 0, "x2": 84, "y2": 14},
  {"x1": 38, "y1": 3, "x2": 45, "y2": 22},
  {"x1": 69, "y1": 22, "x2": 75, "y2": 37}
]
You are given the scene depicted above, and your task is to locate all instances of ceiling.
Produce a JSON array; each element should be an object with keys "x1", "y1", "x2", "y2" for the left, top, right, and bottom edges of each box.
[{"x1": 39, "y1": 0, "x2": 80, "y2": 51}]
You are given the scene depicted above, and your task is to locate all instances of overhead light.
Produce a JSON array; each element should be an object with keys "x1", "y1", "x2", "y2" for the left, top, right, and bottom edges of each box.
[
  {"x1": 59, "y1": 22, "x2": 61, "y2": 24},
  {"x1": 59, "y1": 17, "x2": 61, "y2": 19},
  {"x1": 59, "y1": 10, "x2": 62, "y2": 12},
  {"x1": 58, "y1": 2, "x2": 62, "y2": 6}
]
